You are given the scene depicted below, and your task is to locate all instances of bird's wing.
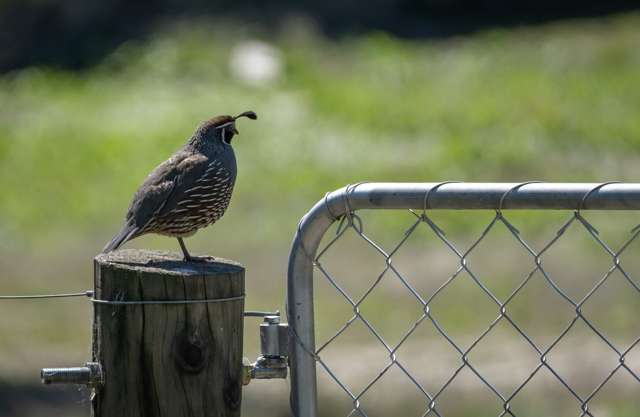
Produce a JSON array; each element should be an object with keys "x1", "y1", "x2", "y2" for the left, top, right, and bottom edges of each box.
[
  {"x1": 155, "y1": 155, "x2": 233, "y2": 217},
  {"x1": 125, "y1": 151, "x2": 210, "y2": 232}
]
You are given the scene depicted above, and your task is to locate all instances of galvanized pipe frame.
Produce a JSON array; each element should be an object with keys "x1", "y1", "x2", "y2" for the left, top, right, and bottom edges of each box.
[{"x1": 286, "y1": 182, "x2": 640, "y2": 417}]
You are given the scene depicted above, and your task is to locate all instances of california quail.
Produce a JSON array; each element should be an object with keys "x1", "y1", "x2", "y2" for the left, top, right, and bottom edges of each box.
[{"x1": 103, "y1": 111, "x2": 257, "y2": 261}]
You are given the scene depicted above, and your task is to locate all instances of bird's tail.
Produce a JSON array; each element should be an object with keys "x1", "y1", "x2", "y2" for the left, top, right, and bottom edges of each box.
[{"x1": 102, "y1": 224, "x2": 138, "y2": 253}]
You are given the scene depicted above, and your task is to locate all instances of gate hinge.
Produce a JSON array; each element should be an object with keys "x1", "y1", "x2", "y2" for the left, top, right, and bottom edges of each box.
[{"x1": 243, "y1": 314, "x2": 289, "y2": 385}]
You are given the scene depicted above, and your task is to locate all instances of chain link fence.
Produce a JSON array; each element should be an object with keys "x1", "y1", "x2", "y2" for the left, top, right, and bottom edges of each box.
[{"x1": 287, "y1": 182, "x2": 640, "y2": 417}]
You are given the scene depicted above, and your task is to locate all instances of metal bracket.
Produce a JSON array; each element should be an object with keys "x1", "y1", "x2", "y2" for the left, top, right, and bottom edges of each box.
[{"x1": 243, "y1": 313, "x2": 289, "y2": 385}]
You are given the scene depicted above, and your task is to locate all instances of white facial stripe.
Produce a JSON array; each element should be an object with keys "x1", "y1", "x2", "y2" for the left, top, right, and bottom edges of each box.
[
  {"x1": 217, "y1": 122, "x2": 235, "y2": 144},
  {"x1": 217, "y1": 121, "x2": 235, "y2": 130}
]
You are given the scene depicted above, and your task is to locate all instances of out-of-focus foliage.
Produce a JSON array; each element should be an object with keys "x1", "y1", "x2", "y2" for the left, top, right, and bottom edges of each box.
[{"x1": 1, "y1": 14, "x2": 639, "y2": 250}]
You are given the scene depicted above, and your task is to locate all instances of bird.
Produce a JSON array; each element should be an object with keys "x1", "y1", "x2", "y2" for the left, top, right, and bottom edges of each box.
[{"x1": 102, "y1": 111, "x2": 257, "y2": 261}]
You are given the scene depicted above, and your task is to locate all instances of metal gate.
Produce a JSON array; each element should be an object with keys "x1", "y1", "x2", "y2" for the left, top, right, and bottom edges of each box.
[{"x1": 286, "y1": 182, "x2": 640, "y2": 417}]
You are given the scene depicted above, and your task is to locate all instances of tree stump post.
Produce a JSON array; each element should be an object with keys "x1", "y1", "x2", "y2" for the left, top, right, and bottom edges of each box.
[{"x1": 92, "y1": 249, "x2": 245, "y2": 417}]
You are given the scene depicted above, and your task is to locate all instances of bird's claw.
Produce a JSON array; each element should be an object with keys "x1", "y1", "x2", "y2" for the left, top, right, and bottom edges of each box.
[{"x1": 183, "y1": 255, "x2": 215, "y2": 263}]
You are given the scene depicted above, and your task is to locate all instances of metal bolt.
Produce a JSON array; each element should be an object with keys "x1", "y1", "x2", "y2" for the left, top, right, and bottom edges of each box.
[
  {"x1": 41, "y1": 362, "x2": 103, "y2": 387},
  {"x1": 244, "y1": 310, "x2": 280, "y2": 318}
]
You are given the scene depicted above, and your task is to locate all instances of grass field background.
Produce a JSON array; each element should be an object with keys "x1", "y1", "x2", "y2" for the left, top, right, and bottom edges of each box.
[{"x1": 1, "y1": 12, "x2": 639, "y2": 416}]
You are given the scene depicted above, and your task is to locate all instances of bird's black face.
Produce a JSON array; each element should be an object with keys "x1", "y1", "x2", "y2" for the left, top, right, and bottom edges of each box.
[
  {"x1": 219, "y1": 111, "x2": 257, "y2": 145},
  {"x1": 220, "y1": 123, "x2": 238, "y2": 145}
]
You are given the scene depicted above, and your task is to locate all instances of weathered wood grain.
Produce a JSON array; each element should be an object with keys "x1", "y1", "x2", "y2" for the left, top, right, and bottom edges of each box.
[{"x1": 92, "y1": 249, "x2": 245, "y2": 417}]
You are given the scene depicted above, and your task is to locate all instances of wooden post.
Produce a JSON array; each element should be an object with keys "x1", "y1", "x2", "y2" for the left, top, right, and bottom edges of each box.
[{"x1": 92, "y1": 249, "x2": 245, "y2": 417}]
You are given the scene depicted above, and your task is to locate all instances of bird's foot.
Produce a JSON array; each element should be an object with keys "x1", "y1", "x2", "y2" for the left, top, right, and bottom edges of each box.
[{"x1": 183, "y1": 255, "x2": 215, "y2": 263}]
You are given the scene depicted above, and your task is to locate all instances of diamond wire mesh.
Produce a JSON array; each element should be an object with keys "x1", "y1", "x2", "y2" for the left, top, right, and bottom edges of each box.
[{"x1": 305, "y1": 205, "x2": 640, "y2": 417}]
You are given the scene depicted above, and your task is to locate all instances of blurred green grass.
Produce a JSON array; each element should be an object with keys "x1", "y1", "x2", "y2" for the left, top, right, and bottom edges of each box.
[
  {"x1": 1, "y1": 13, "x2": 639, "y2": 249},
  {"x1": 0, "y1": 12, "x2": 639, "y2": 417}
]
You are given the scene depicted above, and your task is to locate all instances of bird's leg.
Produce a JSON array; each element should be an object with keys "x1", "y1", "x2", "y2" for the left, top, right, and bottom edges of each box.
[
  {"x1": 177, "y1": 237, "x2": 194, "y2": 262},
  {"x1": 177, "y1": 237, "x2": 212, "y2": 262}
]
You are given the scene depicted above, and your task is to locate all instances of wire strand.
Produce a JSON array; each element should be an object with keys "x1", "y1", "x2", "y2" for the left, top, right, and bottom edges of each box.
[
  {"x1": 0, "y1": 290, "x2": 244, "y2": 305},
  {"x1": 0, "y1": 291, "x2": 92, "y2": 300}
]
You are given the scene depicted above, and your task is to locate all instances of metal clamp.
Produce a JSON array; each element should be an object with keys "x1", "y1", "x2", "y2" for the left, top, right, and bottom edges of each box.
[{"x1": 243, "y1": 313, "x2": 289, "y2": 385}]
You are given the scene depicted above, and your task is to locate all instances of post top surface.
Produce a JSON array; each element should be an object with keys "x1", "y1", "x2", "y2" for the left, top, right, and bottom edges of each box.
[{"x1": 95, "y1": 249, "x2": 244, "y2": 276}]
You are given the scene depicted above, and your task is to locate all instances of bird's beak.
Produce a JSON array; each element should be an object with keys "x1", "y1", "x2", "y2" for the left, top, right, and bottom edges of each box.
[{"x1": 232, "y1": 125, "x2": 239, "y2": 135}]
